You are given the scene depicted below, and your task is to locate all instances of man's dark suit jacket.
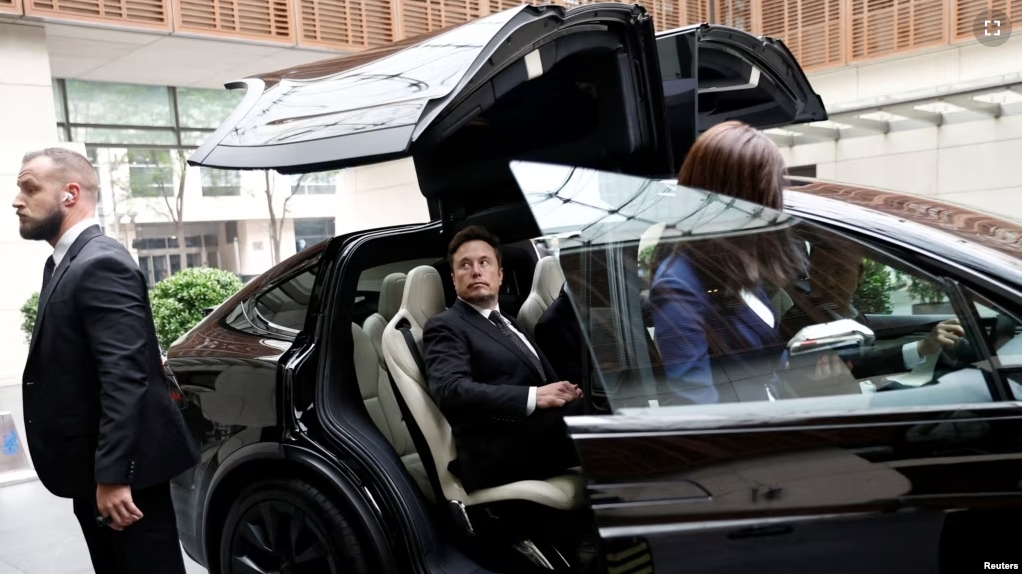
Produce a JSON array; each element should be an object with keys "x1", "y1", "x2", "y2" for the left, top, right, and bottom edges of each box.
[
  {"x1": 422, "y1": 299, "x2": 581, "y2": 492},
  {"x1": 22, "y1": 226, "x2": 199, "y2": 499},
  {"x1": 534, "y1": 285, "x2": 584, "y2": 388}
]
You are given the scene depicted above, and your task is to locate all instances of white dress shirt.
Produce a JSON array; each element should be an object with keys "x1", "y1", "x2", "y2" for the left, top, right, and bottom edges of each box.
[
  {"x1": 52, "y1": 217, "x2": 100, "y2": 267},
  {"x1": 461, "y1": 298, "x2": 540, "y2": 415}
]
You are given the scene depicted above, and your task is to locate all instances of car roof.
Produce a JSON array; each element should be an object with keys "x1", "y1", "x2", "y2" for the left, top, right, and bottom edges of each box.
[{"x1": 784, "y1": 178, "x2": 1022, "y2": 288}]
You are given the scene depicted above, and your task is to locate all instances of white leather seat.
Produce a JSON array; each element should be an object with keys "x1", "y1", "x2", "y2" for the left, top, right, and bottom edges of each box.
[
  {"x1": 352, "y1": 323, "x2": 433, "y2": 500},
  {"x1": 382, "y1": 265, "x2": 584, "y2": 511},
  {"x1": 516, "y1": 256, "x2": 566, "y2": 338},
  {"x1": 363, "y1": 273, "x2": 407, "y2": 361}
]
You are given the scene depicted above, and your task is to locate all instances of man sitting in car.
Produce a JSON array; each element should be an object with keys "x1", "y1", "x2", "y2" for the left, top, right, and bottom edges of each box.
[{"x1": 422, "y1": 225, "x2": 584, "y2": 493}]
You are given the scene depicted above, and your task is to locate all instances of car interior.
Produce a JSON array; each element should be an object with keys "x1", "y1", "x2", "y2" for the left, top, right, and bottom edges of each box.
[{"x1": 320, "y1": 221, "x2": 600, "y2": 572}]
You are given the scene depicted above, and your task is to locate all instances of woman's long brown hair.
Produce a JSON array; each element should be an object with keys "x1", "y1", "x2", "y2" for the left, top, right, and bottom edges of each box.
[{"x1": 652, "y1": 121, "x2": 806, "y2": 294}]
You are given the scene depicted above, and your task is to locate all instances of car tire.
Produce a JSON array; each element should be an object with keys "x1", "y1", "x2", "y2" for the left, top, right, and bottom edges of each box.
[{"x1": 219, "y1": 478, "x2": 370, "y2": 574}]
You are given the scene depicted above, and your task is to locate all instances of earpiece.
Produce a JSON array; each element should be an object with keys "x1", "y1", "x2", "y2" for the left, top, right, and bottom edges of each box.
[{"x1": 63, "y1": 193, "x2": 73, "y2": 203}]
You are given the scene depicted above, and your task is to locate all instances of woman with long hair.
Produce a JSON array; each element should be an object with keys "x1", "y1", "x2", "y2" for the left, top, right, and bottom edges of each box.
[{"x1": 649, "y1": 120, "x2": 806, "y2": 404}]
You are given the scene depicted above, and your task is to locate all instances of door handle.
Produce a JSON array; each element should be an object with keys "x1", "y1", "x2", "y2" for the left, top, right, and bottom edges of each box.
[{"x1": 727, "y1": 524, "x2": 794, "y2": 540}]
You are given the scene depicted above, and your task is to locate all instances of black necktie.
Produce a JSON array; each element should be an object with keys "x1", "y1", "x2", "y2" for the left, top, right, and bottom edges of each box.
[
  {"x1": 41, "y1": 256, "x2": 55, "y2": 293},
  {"x1": 488, "y1": 310, "x2": 546, "y2": 382}
]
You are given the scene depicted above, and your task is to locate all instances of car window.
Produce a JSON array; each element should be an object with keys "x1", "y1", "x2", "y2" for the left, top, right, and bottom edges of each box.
[
  {"x1": 965, "y1": 289, "x2": 1021, "y2": 399},
  {"x1": 355, "y1": 259, "x2": 439, "y2": 309},
  {"x1": 511, "y1": 162, "x2": 1006, "y2": 416},
  {"x1": 254, "y1": 263, "x2": 320, "y2": 333}
]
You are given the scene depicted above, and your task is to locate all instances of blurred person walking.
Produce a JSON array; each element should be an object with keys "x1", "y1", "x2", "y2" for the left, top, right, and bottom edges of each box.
[{"x1": 13, "y1": 148, "x2": 198, "y2": 574}]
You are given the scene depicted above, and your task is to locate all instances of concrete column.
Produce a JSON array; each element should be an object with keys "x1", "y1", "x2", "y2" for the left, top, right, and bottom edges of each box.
[{"x1": 0, "y1": 23, "x2": 74, "y2": 386}]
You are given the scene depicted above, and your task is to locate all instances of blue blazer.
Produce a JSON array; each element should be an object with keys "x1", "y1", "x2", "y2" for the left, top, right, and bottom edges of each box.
[{"x1": 650, "y1": 254, "x2": 783, "y2": 404}]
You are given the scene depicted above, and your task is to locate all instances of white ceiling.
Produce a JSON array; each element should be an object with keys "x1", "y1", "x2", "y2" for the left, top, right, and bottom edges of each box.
[{"x1": 45, "y1": 23, "x2": 346, "y2": 89}]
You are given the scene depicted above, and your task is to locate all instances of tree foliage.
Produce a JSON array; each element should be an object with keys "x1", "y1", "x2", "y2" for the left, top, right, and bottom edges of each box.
[
  {"x1": 151, "y1": 267, "x2": 243, "y2": 349},
  {"x1": 852, "y1": 258, "x2": 894, "y2": 315},
  {"x1": 20, "y1": 292, "x2": 40, "y2": 344}
]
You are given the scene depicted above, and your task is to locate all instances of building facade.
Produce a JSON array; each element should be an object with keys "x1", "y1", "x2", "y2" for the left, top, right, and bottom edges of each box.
[{"x1": 1, "y1": 0, "x2": 1020, "y2": 385}]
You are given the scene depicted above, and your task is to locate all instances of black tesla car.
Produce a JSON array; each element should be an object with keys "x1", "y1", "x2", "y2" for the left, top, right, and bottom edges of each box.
[{"x1": 168, "y1": 4, "x2": 1022, "y2": 574}]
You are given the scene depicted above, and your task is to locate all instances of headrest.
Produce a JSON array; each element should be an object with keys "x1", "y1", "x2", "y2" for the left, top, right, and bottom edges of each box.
[
  {"x1": 378, "y1": 272, "x2": 406, "y2": 320},
  {"x1": 351, "y1": 324, "x2": 379, "y2": 400},
  {"x1": 531, "y1": 256, "x2": 566, "y2": 307},
  {"x1": 400, "y1": 266, "x2": 446, "y2": 327}
]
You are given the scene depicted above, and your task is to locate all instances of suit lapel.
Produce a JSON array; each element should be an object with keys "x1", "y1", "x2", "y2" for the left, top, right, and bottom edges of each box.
[
  {"x1": 454, "y1": 300, "x2": 545, "y2": 383},
  {"x1": 29, "y1": 226, "x2": 103, "y2": 358}
]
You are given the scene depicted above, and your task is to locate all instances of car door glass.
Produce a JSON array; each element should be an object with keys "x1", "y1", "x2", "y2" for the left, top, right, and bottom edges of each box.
[
  {"x1": 511, "y1": 161, "x2": 1000, "y2": 416},
  {"x1": 966, "y1": 289, "x2": 1021, "y2": 399},
  {"x1": 254, "y1": 264, "x2": 319, "y2": 333}
]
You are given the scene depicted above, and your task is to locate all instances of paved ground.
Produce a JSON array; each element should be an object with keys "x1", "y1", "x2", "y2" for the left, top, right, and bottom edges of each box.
[{"x1": 0, "y1": 385, "x2": 206, "y2": 574}]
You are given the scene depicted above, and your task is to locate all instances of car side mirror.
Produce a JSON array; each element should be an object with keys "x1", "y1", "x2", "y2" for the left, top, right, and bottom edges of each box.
[{"x1": 202, "y1": 306, "x2": 215, "y2": 317}]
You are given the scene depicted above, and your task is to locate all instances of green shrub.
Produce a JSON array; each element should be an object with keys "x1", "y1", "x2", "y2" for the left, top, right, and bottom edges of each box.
[
  {"x1": 853, "y1": 259, "x2": 893, "y2": 315},
  {"x1": 907, "y1": 276, "x2": 946, "y2": 304},
  {"x1": 20, "y1": 292, "x2": 40, "y2": 344},
  {"x1": 151, "y1": 267, "x2": 243, "y2": 349}
]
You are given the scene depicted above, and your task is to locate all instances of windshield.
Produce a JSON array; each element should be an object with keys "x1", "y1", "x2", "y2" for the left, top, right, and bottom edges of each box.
[{"x1": 511, "y1": 161, "x2": 1017, "y2": 418}]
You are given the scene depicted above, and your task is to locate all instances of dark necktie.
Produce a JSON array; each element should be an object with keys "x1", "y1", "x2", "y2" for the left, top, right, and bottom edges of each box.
[
  {"x1": 41, "y1": 256, "x2": 55, "y2": 293},
  {"x1": 488, "y1": 310, "x2": 546, "y2": 382}
]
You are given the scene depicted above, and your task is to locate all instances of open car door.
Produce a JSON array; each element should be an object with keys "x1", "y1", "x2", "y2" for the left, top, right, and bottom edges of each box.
[
  {"x1": 188, "y1": 2, "x2": 672, "y2": 224},
  {"x1": 510, "y1": 161, "x2": 1022, "y2": 574},
  {"x1": 655, "y1": 24, "x2": 828, "y2": 173}
]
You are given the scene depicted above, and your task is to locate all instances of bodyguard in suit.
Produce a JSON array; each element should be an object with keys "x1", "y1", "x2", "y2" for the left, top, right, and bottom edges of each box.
[
  {"x1": 423, "y1": 225, "x2": 584, "y2": 493},
  {"x1": 14, "y1": 148, "x2": 199, "y2": 574}
]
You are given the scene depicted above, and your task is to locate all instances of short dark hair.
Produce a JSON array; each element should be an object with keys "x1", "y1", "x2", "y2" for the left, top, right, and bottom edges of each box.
[{"x1": 447, "y1": 225, "x2": 502, "y2": 267}]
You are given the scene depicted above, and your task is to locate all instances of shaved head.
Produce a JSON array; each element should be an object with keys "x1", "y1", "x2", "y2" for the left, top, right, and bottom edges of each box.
[
  {"x1": 21, "y1": 148, "x2": 99, "y2": 198},
  {"x1": 14, "y1": 148, "x2": 99, "y2": 244}
]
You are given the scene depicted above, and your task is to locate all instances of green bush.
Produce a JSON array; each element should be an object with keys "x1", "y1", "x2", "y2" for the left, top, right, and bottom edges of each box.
[
  {"x1": 151, "y1": 267, "x2": 243, "y2": 349},
  {"x1": 20, "y1": 292, "x2": 40, "y2": 344},
  {"x1": 853, "y1": 259, "x2": 894, "y2": 315},
  {"x1": 907, "y1": 276, "x2": 946, "y2": 304}
]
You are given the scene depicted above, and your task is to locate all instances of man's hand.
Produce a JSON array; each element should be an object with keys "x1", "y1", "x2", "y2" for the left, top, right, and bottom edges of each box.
[
  {"x1": 917, "y1": 319, "x2": 965, "y2": 356},
  {"x1": 537, "y1": 381, "x2": 582, "y2": 409},
  {"x1": 96, "y1": 483, "x2": 143, "y2": 531}
]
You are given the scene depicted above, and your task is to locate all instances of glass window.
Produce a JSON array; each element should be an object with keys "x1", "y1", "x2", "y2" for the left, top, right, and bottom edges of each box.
[
  {"x1": 176, "y1": 87, "x2": 245, "y2": 129},
  {"x1": 291, "y1": 171, "x2": 338, "y2": 195},
  {"x1": 53, "y1": 80, "x2": 66, "y2": 123},
  {"x1": 201, "y1": 168, "x2": 241, "y2": 196},
  {"x1": 967, "y1": 290, "x2": 1021, "y2": 398},
  {"x1": 65, "y1": 80, "x2": 173, "y2": 127},
  {"x1": 71, "y1": 127, "x2": 178, "y2": 146},
  {"x1": 255, "y1": 262, "x2": 321, "y2": 333},
  {"x1": 294, "y1": 217, "x2": 335, "y2": 249},
  {"x1": 180, "y1": 130, "x2": 214, "y2": 147},
  {"x1": 127, "y1": 150, "x2": 175, "y2": 198},
  {"x1": 511, "y1": 162, "x2": 1001, "y2": 416}
]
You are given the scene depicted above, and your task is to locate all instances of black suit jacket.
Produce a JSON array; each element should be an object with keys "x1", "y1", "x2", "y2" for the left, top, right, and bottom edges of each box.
[
  {"x1": 422, "y1": 299, "x2": 580, "y2": 492},
  {"x1": 22, "y1": 226, "x2": 199, "y2": 498},
  {"x1": 534, "y1": 285, "x2": 584, "y2": 388}
]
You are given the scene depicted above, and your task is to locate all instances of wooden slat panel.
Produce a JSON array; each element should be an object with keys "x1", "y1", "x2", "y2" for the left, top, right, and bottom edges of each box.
[
  {"x1": 848, "y1": 0, "x2": 947, "y2": 60},
  {"x1": 25, "y1": 0, "x2": 169, "y2": 29},
  {"x1": 951, "y1": 0, "x2": 1022, "y2": 42},
  {"x1": 714, "y1": 0, "x2": 758, "y2": 32},
  {"x1": 762, "y1": 0, "x2": 844, "y2": 70},
  {"x1": 635, "y1": 0, "x2": 711, "y2": 30},
  {"x1": 297, "y1": 0, "x2": 395, "y2": 48},
  {"x1": 398, "y1": 0, "x2": 482, "y2": 39},
  {"x1": 0, "y1": 0, "x2": 23, "y2": 13},
  {"x1": 174, "y1": 0, "x2": 294, "y2": 42}
]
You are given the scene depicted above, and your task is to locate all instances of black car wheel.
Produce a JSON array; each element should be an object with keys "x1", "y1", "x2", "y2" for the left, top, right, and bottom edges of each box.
[{"x1": 220, "y1": 479, "x2": 369, "y2": 574}]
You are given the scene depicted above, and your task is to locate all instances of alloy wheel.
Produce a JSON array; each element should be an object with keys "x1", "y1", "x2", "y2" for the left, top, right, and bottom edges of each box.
[{"x1": 229, "y1": 500, "x2": 337, "y2": 574}]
